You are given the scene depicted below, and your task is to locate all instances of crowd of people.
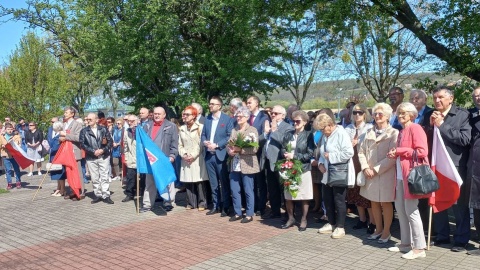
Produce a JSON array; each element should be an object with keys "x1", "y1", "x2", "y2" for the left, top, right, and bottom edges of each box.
[{"x1": 2, "y1": 84, "x2": 480, "y2": 260}]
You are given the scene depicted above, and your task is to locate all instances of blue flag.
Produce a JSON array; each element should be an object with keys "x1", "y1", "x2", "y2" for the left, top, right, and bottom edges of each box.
[{"x1": 136, "y1": 127, "x2": 176, "y2": 193}]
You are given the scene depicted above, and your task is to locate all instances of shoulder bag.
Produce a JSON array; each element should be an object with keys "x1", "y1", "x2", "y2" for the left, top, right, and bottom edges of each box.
[
  {"x1": 407, "y1": 150, "x2": 439, "y2": 195},
  {"x1": 325, "y1": 139, "x2": 348, "y2": 187}
]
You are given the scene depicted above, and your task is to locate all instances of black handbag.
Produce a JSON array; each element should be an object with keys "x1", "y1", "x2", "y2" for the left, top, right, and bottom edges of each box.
[
  {"x1": 324, "y1": 141, "x2": 348, "y2": 187},
  {"x1": 407, "y1": 150, "x2": 439, "y2": 195},
  {"x1": 327, "y1": 162, "x2": 348, "y2": 187}
]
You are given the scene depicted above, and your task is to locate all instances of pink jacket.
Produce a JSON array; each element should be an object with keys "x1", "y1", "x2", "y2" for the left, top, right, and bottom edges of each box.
[{"x1": 395, "y1": 123, "x2": 432, "y2": 200}]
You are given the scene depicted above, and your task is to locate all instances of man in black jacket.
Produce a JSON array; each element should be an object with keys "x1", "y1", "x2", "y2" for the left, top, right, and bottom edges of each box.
[{"x1": 80, "y1": 113, "x2": 114, "y2": 204}]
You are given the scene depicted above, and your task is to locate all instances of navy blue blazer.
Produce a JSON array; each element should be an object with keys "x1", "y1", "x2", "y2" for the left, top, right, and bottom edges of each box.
[{"x1": 201, "y1": 112, "x2": 234, "y2": 162}]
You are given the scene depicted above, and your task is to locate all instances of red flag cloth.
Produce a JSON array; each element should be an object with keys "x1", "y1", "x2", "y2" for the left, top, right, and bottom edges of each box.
[
  {"x1": 51, "y1": 141, "x2": 81, "y2": 198},
  {"x1": 429, "y1": 127, "x2": 463, "y2": 213},
  {"x1": 5, "y1": 141, "x2": 35, "y2": 169}
]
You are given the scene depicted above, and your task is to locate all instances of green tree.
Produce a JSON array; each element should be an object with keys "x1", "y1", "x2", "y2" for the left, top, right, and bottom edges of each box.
[{"x1": 0, "y1": 33, "x2": 69, "y2": 127}]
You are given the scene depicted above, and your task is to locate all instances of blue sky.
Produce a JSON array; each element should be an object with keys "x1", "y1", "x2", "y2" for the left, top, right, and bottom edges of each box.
[{"x1": 0, "y1": 1, "x2": 30, "y2": 66}]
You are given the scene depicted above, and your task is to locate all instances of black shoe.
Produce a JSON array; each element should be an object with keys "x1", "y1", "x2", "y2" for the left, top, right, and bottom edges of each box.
[
  {"x1": 121, "y1": 196, "x2": 133, "y2": 202},
  {"x1": 220, "y1": 210, "x2": 228, "y2": 217},
  {"x1": 206, "y1": 209, "x2": 218, "y2": 215},
  {"x1": 451, "y1": 243, "x2": 467, "y2": 252},
  {"x1": 367, "y1": 223, "x2": 376, "y2": 234},
  {"x1": 281, "y1": 219, "x2": 295, "y2": 229},
  {"x1": 229, "y1": 215, "x2": 242, "y2": 222},
  {"x1": 91, "y1": 197, "x2": 102, "y2": 204},
  {"x1": 164, "y1": 205, "x2": 174, "y2": 212},
  {"x1": 155, "y1": 207, "x2": 168, "y2": 216},
  {"x1": 433, "y1": 239, "x2": 451, "y2": 246},
  {"x1": 241, "y1": 217, "x2": 253, "y2": 223},
  {"x1": 298, "y1": 226, "x2": 307, "y2": 232},
  {"x1": 139, "y1": 207, "x2": 151, "y2": 213},
  {"x1": 353, "y1": 220, "x2": 368, "y2": 230},
  {"x1": 255, "y1": 211, "x2": 263, "y2": 216},
  {"x1": 103, "y1": 197, "x2": 114, "y2": 204}
]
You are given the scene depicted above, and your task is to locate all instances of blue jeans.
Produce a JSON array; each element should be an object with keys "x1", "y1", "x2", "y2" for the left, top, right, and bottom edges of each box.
[
  {"x1": 81, "y1": 158, "x2": 88, "y2": 183},
  {"x1": 4, "y1": 158, "x2": 21, "y2": 184},
  {"x1": 230, "y1": 172, "x2": 255, "y2": 217},
  {"x1": 433, "y1": 204, "x2": 471, "y2": 244}
]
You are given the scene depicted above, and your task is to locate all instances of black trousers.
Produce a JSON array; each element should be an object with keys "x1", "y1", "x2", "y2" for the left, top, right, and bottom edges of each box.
[
  {"x1": 323, "y1": 184, "x2": 347, "y2": 228},
  {"x1": 124, "y1": 168, "x2": 145, "y2": 197},
  {"x1": 266, "y1": 161, "x2": 282, "y2": 215},
  {"x1": 254, "y1": 170, "x2": 268, "y2": 214},
  {"x1": 185, "y1": 182, "x2": 207, "y2": 208}
]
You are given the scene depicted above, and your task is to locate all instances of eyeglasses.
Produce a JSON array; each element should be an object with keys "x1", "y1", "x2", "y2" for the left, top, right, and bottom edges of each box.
[
  {"x1": 85, "y1": 119, "x2": 93, "y2": 121},
  {"x1": 116, "y1": 123, "x2": 122, "y2": 125},
  {"x1": 107, "y1": 121, "x2": 112, "y2": 123},
  {"x1": 235, "y1": 115, "x2": 246, "y2": 118},
  {"x1": 271, "y1": 112, "x2": 282, "y2": 116},
  {"x1": 397, "y1": 111, "x2": 408, "y2": 116},
  {"x1": 373, "y1": 112, "x2": 384, "y2": 117},
  {"x1": 182, "y1": 113, "x2": 192, "y2": 116},
  {"x1": 319, "y1": 126, "x2": 327, "y2": 131},
  {"x1": 29, "y1": 124, "x2": 35, "y2": 126},
  {"x1": 209, "y1": 103, "x2": 221, "y2": 106},
  {"x1": 127, "y1": 120, "x2": 135, "y2": 122},
  {"x1": 352, "y1": 111, "x2": 364, "y2": 116},
  {"x1": 293, "y1": 120, "x2": 302, "y2": 125}
]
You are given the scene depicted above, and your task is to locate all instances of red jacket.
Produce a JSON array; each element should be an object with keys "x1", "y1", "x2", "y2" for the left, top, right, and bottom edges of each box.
[{"x1": 396, "y1": 123, "x2": 432, "y2": 200}]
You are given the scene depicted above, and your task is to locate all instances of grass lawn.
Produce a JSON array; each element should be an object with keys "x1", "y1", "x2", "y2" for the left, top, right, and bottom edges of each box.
[{"x1": 0, "y1": 189, "x2": 9, "y2": 194}]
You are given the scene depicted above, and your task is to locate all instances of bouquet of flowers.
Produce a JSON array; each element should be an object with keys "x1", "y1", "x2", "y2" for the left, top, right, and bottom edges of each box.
[
  {"x1": 228, "y1": 132, "x2": 259, "y2": 148},
  {"x1": 275, "y1": 156, "x2": 303, "y2": 198}
]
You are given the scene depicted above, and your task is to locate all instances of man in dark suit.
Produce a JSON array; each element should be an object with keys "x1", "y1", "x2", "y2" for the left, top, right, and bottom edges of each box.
[
  {"x1": 201, "y1": 96, "x2": 234, "y2": 216},
  {"x1": 389, "y1": 86, "x2": 404, "y2": 130},
  {"x1": 259, "y1": 105, "x2": 294, "y2": 219},
  {"x1": 246, "y1": 95, "x2": 270, "y2": 216},
  {"x1": 140, "y1": 106, "x2": 179, "y2": 214},
  {"x1": 422, "y1": 85, "x2": 471, "y2": 252}
]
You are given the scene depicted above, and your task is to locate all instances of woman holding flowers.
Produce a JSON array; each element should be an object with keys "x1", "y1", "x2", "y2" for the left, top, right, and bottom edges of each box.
[
  {"x1": 281, "y1": 110, "x2": 315, "y2": 231},
  {"x1": 227, "y1": 106, "x2": 260, "y2": 223}
]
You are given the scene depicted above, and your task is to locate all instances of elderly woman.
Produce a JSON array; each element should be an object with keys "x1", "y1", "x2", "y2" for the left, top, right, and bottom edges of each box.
[
  {"x1": 281, "y1": 110, "x2": 315, "y2": 231},
  {"x1": 179, "y1": 106, "x2": 209, "y2": 210},
  {"x1": 48, "y1": 121, "x2": 67, "y2": 196},
  {"x1": 25, "y1": 121, "x2": 44, "y2": 176},
  {"x1": 227, "y1": 106, "x2": 260, "y2": 223},
  {"x1": 316, "y1": 114, "x2": 354, "y2": 239},
  {"x1": 386, "y1": 102, "x2": 429, "y2": 259},
  {"x1": 345, "y1": 104, "x2": 376, "y2": 233},
  {"x1": 358, "y1": 103, "x2": 398, "y2": 243}
]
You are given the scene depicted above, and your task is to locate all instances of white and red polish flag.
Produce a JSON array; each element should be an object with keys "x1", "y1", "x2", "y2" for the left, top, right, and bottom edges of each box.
[
  {"x1": 430, "y1": 126, "x2": 463, "y2": 213},
  {"x1": 5, "y1": 141, "x2": 35, "y2": 169}
]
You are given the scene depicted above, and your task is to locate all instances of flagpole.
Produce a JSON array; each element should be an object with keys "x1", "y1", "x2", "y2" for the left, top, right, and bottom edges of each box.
[
  {"x1": 32, "y1": 165, "x2": 52, "y2": 201},
  {"x1": 427, "y1": 205, "x2": 433, "y2": 250},
  {"x1": 136, "y1": 173, "x2": 140, "y2": 215}
]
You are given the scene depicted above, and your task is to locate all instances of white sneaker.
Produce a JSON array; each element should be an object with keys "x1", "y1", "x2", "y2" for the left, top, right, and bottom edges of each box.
[
  {"x1": 388, "y1": 244, "x2": 411, "y2": 253},
  {"x1": 27, "y1": 172, "x2": 33, "y2": 177},
  {"x1": 318, "y1": 223, "x2": 334, "y2": 234},
  {"x1": 331, "y1": 227, "x2": 345, "y2": 239},
  {"x1": 401, "y1": 250, "x2": 426, "y2": 259},
  {"x1": 38, "y1": 172, "x2": 42, "y2": 176}
]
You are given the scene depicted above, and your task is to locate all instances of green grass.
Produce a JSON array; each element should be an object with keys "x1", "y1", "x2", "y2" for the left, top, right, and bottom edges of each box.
[{"x1": 0, "y1": 189, "x2": 9, "y2": 194}]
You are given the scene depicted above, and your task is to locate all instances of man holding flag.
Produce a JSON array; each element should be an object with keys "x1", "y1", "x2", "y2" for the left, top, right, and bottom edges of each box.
[
  {"x1": 139, "y1": 106, "x2": 178, "y2": 214},
  {"x1": 423, "y1": 85, "x2": 471, "y2": 252}
]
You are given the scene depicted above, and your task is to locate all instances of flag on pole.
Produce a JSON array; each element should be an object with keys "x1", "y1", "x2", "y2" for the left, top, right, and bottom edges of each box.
[
  {"x1": 51, "y1": 141, "x2": 82, "y2": 198},
  {"x1": 430, "y1": 126, "x2": 463, "y2": 213},
  {"x1": 5, "y1": 141, "x2": 35, "y2": 169},
  {"x1": 136, "y1": 127, "x2": 176, "y2": 193}
]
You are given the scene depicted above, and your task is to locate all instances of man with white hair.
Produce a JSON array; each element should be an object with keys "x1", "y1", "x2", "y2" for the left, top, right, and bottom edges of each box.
[
  {"x1": 409, "y1": 89, "x2": 433, "y2": 124},
  {"x1": 259, "y1": 105, "x2": 294, "y2": 219},
  {"x1": 229, "y1": 98, "x2": 243, "y2": 116},
  {"x1": 191, "y1": 103, "x2": 205, "y2": 124},
  {"x1": 79, "y1": 113, "x2": 114, "y2": 204},
  {"x1": 122, "y1": 114, "x2": 140, "y2": 202},
  {"x1": 140, "y1": 106, "x2": 179, "y2": 214}
]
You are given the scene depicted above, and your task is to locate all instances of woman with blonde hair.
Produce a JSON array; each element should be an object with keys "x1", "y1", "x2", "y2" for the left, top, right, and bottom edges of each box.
[
  {"x1": 345, "y1": 104, "x2": 375, "y2": 233},
  {"x1": 316, "y1": 114, "x2": 354, "y2": 239},
  {"x1": 358, "y1": 103, "x2": 398, "y2": 243}
]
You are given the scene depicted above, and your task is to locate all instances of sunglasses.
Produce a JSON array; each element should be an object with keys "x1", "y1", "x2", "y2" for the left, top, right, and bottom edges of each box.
[
  {"x1": 352, "y1": 111, "x2": 364, "y2": 116},
  {"x1": 373, "y1": 112, "x2": 384, "y2": 117},
  {"x1": 271, "y1": 112, "x2": 281, "y2": 116},
  {"x1": 182, "y1": 113, "x2": 192, "y2": 116},
  {"x1": 293, "y1": 120, "x2": 302, "y2": 125}
]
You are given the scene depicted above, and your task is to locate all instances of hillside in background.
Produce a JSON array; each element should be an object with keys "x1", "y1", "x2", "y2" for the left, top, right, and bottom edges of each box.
[{"x1": 262, "y1": 72, "x2": 463, "y2": 110}]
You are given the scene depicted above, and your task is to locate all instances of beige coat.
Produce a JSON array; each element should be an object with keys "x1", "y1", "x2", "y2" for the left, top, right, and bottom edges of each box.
[
  {"x1": 123, "y1": 128, "x2": 136, "y2": 169},
  {"x1": 229, "y1": 125, "x2": 260, "y2": 175},
  {"x1": 178, "y1": 122, "x2": 208, "y2": 182},
  {"x1": 358, "y1": 126, "x2": 398, "y2": 202}
]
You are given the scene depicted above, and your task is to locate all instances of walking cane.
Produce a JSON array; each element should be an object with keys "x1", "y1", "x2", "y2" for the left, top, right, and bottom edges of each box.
[
  {"x1": 32, "y1": 164, "x2": 52, "y2": 201},
  {"x1": 136, "y1": 173, "x2": 140, "y2": 215},
  {"x1": 427, "y1": 205, "x2": 433, "y2": 250}
]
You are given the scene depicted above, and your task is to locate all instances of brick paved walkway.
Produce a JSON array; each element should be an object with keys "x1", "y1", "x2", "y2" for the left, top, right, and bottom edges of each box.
[{"x1": 1, "y1": 172, "x2": 480, "y2": 269}]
